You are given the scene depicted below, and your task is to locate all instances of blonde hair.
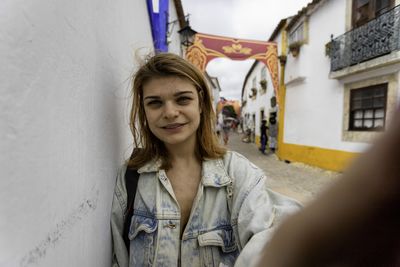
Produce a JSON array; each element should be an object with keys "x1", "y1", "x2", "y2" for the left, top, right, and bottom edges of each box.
[{"x1": 128, "y1": 53, "x2": 226, "y2": 170}]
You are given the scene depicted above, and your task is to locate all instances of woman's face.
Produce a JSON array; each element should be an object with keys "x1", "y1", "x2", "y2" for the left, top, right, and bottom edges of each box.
[{"x1": 142, "y1": 76, "x2": 201, "y2": 149}]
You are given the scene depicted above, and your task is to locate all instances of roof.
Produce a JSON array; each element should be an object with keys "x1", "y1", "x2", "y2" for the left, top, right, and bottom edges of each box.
[
  {"x1": 268, "y1": 18, "x2": 288, "y2": 42},
  {"x1": 286, "y1": 0, "x2": 323, "y2": 31},
  {"x1": 204, "y1": 72, "x2": 216, "y2": 88},
  {"x1": 211, "y1": 77, "x2": 221, "y2": 91},
  {"x1": 205, "y1": 72, "x2": 222, "y2": 92}
]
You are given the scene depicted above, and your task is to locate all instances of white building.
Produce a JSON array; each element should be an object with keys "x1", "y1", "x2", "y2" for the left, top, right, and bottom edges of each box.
[
  {"x1": 241, "y1": 61, "x2": 277, "y2": 143},
  {"x1": 205, "y1": 72, "x2": 222, "y2": 112},
  {"x1": 266, "y1": 0, "x2": 400, "y2": 171},
  {"x1": 0, "y1": 1, "x2": 186, "y2": 266}
]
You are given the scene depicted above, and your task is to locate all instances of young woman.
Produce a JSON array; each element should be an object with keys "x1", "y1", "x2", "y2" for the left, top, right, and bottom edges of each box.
[{"x1": 110, "y1": 53, "x2": 301, "y2": 267}]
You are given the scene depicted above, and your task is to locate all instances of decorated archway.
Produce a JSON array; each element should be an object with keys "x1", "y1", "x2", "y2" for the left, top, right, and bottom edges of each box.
[{"x1": 185, "y1": 32, "x2": 279, "y2": 97}]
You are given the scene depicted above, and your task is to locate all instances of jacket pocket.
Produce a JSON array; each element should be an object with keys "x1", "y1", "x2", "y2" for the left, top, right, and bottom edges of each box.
[
  {"x1": 198, "y1": 228, "x2": 239, "y2": 266},
  {"x1": 128, "y1": 214, "x2": 158, "y2": 266}
]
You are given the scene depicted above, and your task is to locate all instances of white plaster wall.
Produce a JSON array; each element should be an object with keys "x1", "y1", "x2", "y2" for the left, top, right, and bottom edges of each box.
[
  {"x1": 0, "y1": 1, "x2": 161, "y2": 266},
  {"x1": 242, "y1": 63, "x2": 258, "y2": 130},
  {"x1": 283, "y1": 0, "x2": 372, "y2": 152},
  {"x1": 241, "y1": 74, "x2": 250, "y2": 122}
]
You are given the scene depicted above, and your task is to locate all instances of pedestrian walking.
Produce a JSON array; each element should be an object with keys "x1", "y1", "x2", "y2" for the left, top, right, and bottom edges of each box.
[
  {"x1": 110, "y1": 53, "x2": 301, "y2": 267},
  {"x1": 259, "y1": 119, "x2": 268, "y2": 154},
  {"x1": 239, "y1": 117, "x2": 244, "y2": 133},
  {"x1": 222, "y1": 118, "x2": 231, "y2": 145},
  {"x1": 215, "y1": 113, "x2": 224, "y2": 141},
  {"x1": 215, "y1": 122, "x2": 221, "y2": 139},
  {"x1": 268, "y1": 116, "x2": 278, "y2": 153}
]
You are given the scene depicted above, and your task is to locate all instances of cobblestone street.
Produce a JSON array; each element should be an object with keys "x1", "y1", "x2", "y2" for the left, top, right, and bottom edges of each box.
[{"x1": 226, "y1": 132, "x2": 341, "y2": 204}]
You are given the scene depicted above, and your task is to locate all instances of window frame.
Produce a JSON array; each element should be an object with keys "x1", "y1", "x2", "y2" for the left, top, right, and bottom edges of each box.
[
  {"x1": 260, "y1": 66, "x2": 267, "y2": 81},
  {"x1": 348, "y1": 83, "x2": 388, "y2": 131},
  {"x1": 288, "y1": 21, "x2": 306, "y2": 45},
  {"x1": 352, "y1": 0, "x2": 395, "y2": 28},
  {"x1": 252, "y1": 77, "x2": 257, "y2": 89}
]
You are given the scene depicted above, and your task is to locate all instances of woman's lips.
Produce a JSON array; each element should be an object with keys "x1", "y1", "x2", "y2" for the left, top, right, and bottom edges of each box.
[
  {"x1": 163, "y1": 123, "x2": 184, "y2": 129},
  {"x1": 161, "y1": 123, "x2": 186, "y2": 132}
]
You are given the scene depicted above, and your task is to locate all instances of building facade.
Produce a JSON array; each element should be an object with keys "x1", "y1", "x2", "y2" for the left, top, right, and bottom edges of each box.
[
  {"x1": 241, "y1": 60, "x2": 278, "y2": 143},
  {"x1": 205, "y1": 72, "x2": 222, "y2": 112},
  {"x1": 278, "y1": 0, "x2": 400, "y2": 171}
]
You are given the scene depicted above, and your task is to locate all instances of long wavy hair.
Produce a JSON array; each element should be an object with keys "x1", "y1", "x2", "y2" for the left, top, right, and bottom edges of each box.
[{"x1": 128, "y1": 53, "x2": 226, "y2": 170}]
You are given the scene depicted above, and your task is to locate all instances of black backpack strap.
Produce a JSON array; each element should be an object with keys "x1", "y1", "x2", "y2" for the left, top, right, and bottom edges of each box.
[{"x1": 123, "y1": 167, "x2": 139, "y2": 251}]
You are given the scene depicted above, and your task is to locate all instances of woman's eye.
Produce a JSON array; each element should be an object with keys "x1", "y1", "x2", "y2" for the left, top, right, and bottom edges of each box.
[
  {"x1": 146, "y1": 100, "x2": 162, "y2": 107},
  {"x1": 177, "y1": 96, "x2": 192, "y2": 104}
]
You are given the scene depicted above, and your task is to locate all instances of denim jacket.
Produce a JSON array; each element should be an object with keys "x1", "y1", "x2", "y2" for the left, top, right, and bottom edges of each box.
[{"x1": 111, "y1": 151, "x2": 301, "y2": 267}]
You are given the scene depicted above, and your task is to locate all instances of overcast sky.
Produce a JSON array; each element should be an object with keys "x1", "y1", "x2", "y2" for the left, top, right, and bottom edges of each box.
[{"x1": 180, "y1": 0, "x2": 311, "y2": 101}]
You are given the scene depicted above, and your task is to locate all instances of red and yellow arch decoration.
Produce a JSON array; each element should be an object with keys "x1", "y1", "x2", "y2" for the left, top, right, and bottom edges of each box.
[{"x1": 186, "y1": 32, "x2": 279, "y2": 96}]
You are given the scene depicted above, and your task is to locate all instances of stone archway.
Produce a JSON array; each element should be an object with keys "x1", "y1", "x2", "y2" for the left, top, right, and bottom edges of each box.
[{"x1": 186, "y1": 32, "x2": 279, "y2": 97}]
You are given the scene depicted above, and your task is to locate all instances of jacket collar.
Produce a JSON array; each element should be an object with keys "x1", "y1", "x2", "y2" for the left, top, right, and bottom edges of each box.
[
  {"x1": 137, "y1": 157, "x2": 230, "y2": 188},
  {"x1": 137, "y1": 158, "x2": 162, "y2": 173},
  {"x1": 201, "y1": 158, "x2": 231, "y2": 187}
]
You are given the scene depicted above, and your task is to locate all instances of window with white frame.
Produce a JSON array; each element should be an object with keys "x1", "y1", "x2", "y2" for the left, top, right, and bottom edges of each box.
[
  {"x1": 250, "y1": 76, "x2": 257, "y2": 99},
  {"x1": 259, "y1": 66, "x2": 267, "y2": 93}
]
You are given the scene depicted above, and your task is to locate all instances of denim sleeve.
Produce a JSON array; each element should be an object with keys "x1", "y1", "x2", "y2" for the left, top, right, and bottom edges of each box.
[
  {"x1": 234, "y1": 176, "x2": 302, "y2": 267},
  {"x1": 110, "y1": 165, "x2": 129, "y2": 267}
]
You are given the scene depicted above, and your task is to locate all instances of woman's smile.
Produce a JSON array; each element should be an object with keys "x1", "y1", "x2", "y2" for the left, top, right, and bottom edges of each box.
[{"x1": 161, "y1": 123, "x2": 187, "y2": 132}]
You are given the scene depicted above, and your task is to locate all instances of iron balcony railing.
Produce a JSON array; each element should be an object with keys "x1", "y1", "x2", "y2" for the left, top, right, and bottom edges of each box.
[{"x1": 331, "y1": 5, "x2": 400, "y2": 72}]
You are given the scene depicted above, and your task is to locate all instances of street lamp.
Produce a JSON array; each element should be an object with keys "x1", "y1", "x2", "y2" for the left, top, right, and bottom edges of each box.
[{"x1": 178, "y1": 18, "x2": 197, "y2": 48}]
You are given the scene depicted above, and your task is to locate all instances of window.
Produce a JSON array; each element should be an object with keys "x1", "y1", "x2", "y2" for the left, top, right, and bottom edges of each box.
[
  {"x1": 259, "y1": 66, "x2": 267, "y2": 93},
  {"x1": 349, "y1": 84, "x2": 387, "y2": 131},
  {"x1": 252, "y1": 77, "x2": 257, "y2": 89},
  {"x1": 260, "y1": 66, "x2": 267, "y2": 81},
  {"x1": 289, "y1": 22, "x2": 305, "y2": 45},
  {"x1": 352, "y1": 0, "x2": 394, "y2": 27}
]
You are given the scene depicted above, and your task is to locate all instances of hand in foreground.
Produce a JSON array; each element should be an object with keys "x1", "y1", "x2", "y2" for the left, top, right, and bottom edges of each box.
[{"x1": 256, "y1": 108, "x2": 400, "y2": 267}]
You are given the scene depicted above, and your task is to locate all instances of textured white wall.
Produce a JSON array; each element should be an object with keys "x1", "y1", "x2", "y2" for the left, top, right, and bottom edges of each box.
[{"x1": 0, "y1": 0, "x2": 155, "y2": 266}]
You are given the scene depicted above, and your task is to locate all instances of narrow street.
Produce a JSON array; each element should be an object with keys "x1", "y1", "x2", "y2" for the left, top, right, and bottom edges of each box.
[{"x1": 225, "y1": 131, "x2": 341, "y2": 204}]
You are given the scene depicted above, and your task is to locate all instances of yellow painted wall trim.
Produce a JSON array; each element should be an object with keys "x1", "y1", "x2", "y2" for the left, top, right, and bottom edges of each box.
[
  {"x1": 255, "y1": 135, "x2": 260, "y2": 146},
  {"x1": 279, "y1": 142, "x2": 359, "y2": 172}
]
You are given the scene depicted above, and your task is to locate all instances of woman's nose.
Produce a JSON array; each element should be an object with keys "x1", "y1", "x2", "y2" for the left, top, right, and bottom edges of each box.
[{"x1": 163, "y1": 102, "x2": 179, "y2": 118}]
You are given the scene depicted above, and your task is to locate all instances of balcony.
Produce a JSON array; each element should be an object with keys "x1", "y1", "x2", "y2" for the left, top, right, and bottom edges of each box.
[{"x1": 330, "y1": 5, "x2": 400, "y2": 72}]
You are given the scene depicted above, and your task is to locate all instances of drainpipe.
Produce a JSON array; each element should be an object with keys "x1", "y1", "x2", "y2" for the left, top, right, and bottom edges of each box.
[{"x1": 277, "y1": 24, "x2": 288, "y2": 160}]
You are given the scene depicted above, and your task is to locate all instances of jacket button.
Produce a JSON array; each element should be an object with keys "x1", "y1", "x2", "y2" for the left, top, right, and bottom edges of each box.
[{"x1": 165, "y1": 222, "x2": 176, "y2": 229}]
